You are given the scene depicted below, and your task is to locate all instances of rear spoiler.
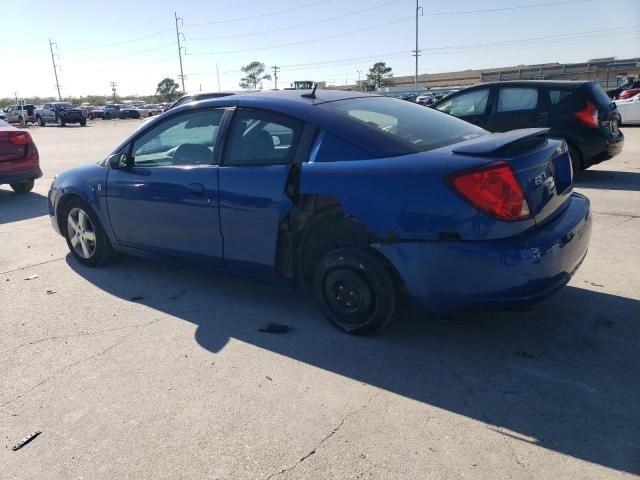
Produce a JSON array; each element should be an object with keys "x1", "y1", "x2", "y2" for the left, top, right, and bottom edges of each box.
[{"x1": 451, "y1": 128, "x2": 549, "y2": 157}]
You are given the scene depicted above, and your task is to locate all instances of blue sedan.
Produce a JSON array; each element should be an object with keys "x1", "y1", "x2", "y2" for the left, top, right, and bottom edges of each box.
[{"x1": 49, "y1": 90, "x2": 592, "y2": 334}]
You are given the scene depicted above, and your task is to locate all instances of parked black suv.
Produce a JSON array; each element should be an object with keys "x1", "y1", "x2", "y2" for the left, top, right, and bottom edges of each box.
[{"x1": 433, "y1": 80, "x2": 624, "y2": 171}]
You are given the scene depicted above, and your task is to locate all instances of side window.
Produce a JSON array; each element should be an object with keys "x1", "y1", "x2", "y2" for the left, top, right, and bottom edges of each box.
[
  {"x1": 497, "y1": 87, "x2": 539, "y2": 112},
  {"x1": 436, "y1": 89, "x2": 490, "y2": 117},
  {"x1": 44, "y1": 104, "x2": 50, "y2": 110},
  {"x1": 548, "y1": 89, "x2": 581, "y2": 113},
  {"x1": 131, "y1": 109, "x2": 224, "y2": 167},
  {"x1": 223, "y1": 109, "x2": 302, "y2": 166}
]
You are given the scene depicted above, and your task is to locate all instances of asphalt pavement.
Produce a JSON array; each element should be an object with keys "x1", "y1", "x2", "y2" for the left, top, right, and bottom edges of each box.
[{"x1": 1, "y1": 119, "x2": 639, "y2": 479}]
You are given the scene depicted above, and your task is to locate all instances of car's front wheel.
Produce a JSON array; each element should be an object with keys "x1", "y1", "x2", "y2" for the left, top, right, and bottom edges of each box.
[
  {"x1": 63, "y1": 199, "x2": 113, "y2": 267},
  {"x1": 313, "y1": 248, "x2": 398, "y2": 335},
  {"x1": 57, "y1": 116, "x2": 65, "y2": 127},
  {"x1": 10, "y1": 180, "x2": 34, "y2": 193}
]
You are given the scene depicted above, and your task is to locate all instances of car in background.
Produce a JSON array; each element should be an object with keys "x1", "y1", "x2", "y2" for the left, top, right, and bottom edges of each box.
[
  {"x1": 86, "y1": 107, "x2": 105, "y2": 120},
  {"x1": 614, "y1": 92, "x2": 640, "y2": 125},
  {"x1": 607, "y1": 78, "x2": 640, "y2": 99},
  {"x1": 0, "y1": 119, "x2": 41, "y2": 193},
  {"x1": 103, "y1": 104, "x2": 141, "y2": 120},
  {"x1": 5, "y1": 104, "x2": 36, "y2": 126},
  {"x1": 0, "y1": 110, "x2": 6, "y2": 121},
  {"x1": 433, "y1": 80, "x2": 623, "y2": 172},
  {"x1": 35, "y1": 103, "x2": 86, "y2": 127},
  {"x1": 617, "y1": 86, "x2": 640, "y2": 100},
  {"x1": 48, "y1": 90, "x2": 591, "y2": 335}
]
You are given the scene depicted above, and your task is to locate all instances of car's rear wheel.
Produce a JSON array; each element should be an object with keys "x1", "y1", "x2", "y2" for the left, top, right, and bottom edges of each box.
[
  {"x1": 63, "y1": 199, "x2": 113, "y2": 267},
  {"x1": 10, "y1": 180, "x2": 34, "y2": 193},
  {"x1": 568, "y1": 144, "x2": 582, "y2": 175},
  {"x1": 37, "y1": 116, "x2": 45, "y2": 127},
  {"x1": 18, "y1": 116, "x2": 25, "y2": 128},
  {"x1": 80, "y1": 118, "x2": 87, "y2": 127},
  {"x1": 313, "y1": 248, "x2": 398, "y2": 335}
]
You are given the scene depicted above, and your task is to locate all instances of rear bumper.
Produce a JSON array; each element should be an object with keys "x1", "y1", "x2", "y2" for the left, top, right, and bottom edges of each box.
[
  {"x1": 375, "y1": 192, "x2": 592, "y2": 315},
  {"x1": 0, "y1": 167, "x2": 43, "y2": 185},
  {"x1": 580, "y1": 130, "x2": 624, "y2": 166}
]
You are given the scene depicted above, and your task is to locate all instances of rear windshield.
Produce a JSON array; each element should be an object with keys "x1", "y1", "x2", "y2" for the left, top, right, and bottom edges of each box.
[
  {"x1": 319, "y1": 97, "x2": 486, "y2": 152},
  {"x1": 585, "y1": 83, "x2": 613, "y2": 107}
]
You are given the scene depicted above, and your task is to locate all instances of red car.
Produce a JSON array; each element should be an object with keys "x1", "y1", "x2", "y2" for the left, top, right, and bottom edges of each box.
[
  {"x1": 0, "y1": 120, "x2": 41, "y2": 193},
  {"x1": 618, "y1": 88, "x2": 640, "y2": 100}
]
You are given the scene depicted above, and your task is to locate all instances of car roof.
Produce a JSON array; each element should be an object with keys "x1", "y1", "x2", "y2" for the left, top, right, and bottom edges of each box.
[{"x1": 196, "y1": 89, "x2": 379, "y2": 108}]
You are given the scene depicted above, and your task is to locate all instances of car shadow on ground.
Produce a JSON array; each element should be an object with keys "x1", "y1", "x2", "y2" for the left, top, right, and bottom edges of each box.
[
  {"x1": 0, "y1": 189, "x2": 48, "y2": 224},
  {"x1": 574, "y1": 169, "x2": 640, "y2": 192},
  {"x1": 66, "y1": 254, "x2": 640, "y2": 474}
]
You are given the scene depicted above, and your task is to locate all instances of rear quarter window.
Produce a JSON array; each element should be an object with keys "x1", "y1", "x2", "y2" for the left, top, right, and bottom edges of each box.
[
  {"x1": 320, "y1": 96, "x2": 486, "y2": 153},
  {"x1": 548, "y1": 88, "x2": 582, "y2": 113}
]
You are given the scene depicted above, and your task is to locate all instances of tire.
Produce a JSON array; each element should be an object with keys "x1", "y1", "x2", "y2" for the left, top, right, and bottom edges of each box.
[
  {"x1": 18, "y1": 116, "x2": 25, "y2": 128},
  {"x1": 313, "y1": 248, "x2": 398, "y2": 335},
  {"x1": 61, "y1": 198, "x2": 113, "y2": 267},
  {"x1": 568, "y1": 144, "x2": 582, "y2": 176},
  {"x1": 10, "y1": 180, "x2": 34, "y2": 193},
  {"x1": 80, "y1": 118, "x2": 87, "y2": 127},
  {"x1": 88, "y1": 114, "x2": 94, "y2": 120},
  {"x1": 37, "y1": 116, "x2": 45, "y2": 127},
  {"x1": 57, "y1": 116, "x2": 65, "y2": 127}
]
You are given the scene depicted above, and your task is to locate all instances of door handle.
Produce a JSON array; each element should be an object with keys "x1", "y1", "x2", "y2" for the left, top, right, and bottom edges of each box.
[{"x1": 188, "y1": 183, "x2": 205, "y2": 196}]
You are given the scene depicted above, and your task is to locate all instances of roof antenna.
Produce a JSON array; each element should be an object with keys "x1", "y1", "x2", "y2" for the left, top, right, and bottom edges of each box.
[{"x1": 301, "y1": 82, "x2": 318, "y2": 99}]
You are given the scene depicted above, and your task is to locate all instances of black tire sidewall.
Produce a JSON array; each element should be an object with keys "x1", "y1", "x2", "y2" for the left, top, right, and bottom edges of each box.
[
  {"x1": 313, "y1": 248, "x2": 397, "y2": 335},
  {"x1": 10, "y1": 180, "x2": 34, "y2": 193},
  {"x1": 62, "y1": 198, "x2": 112, "y2": 267},
  {"x1": 568, "y1": 144, "x2": 582, "y2": 175}
]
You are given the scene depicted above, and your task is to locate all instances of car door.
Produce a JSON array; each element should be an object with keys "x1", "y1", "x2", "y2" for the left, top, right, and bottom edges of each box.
[
  {"x1": 44, "y1": 104, "x2": 54, "y2": 122},
  {"x1": 434, "y1": 87, "x2": 492, "y2": 128},
  {"x1": 106, "y1": 108, "x2": 225, "y2": 265},
  {"x1": 484, "y1": 85, "x2": 549, "y2": 132},
  {"x1": 217, "y1": 107, "x2": 306, "y2": 275}
]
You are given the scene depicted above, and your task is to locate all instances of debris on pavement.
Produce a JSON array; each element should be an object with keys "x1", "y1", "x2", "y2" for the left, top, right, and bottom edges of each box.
[
  {"x1": 23, "y1": 274, "x2": 38, "y2": 281},
  {"x1": 46, "y1": 289, "x2": 56, "y2": 295},
  {"x1": 12, "y1": 431, "x2": 41, "y2": 451},
  {"x1": 265, "y1": 375, "x2": 273, "y2": 381},
  {"x1": 258, "y1": 322, "x2": 290, "y2": 334}
]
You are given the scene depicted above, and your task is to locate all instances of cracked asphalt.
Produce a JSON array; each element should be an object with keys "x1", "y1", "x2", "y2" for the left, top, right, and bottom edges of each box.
[{"x1": 1, "y1": 119, "x2": 639, "y2": 479}]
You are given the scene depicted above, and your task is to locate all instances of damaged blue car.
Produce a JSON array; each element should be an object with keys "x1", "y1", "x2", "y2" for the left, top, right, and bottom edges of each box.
[{"x1": 49, "y1": 89, "x2": 592, "y2": 334}]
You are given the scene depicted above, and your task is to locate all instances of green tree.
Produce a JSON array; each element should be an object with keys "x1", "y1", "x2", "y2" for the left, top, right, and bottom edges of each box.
[
  {"x1": 367, "y1": 62, "x2": 393, "y2": 89},
  {"x1": 155, "y1": 78, "x2": 181, "y2": 102},
  {"x1": 239, "y1": 61, "x2": 272, "y2": 89}
]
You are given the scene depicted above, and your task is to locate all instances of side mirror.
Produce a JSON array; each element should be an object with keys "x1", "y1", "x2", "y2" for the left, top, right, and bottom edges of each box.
[{"x1": 108, "y1": 153, "x2": 133, "y2": 169}]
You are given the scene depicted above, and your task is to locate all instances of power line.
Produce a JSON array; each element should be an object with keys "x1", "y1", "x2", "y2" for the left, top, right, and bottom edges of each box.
[
  {"x1": 185, "y1": 0, "x2": 335, "y2": 27},
  {"x1": 175, "y1": 12, "x2": 186, "y2": 92},
  {"x1": 189, "y1": 24, "x2": 639, "y2": 57},
  {"x1": 272, "y1": 66, "x2": 281, "y2": 90},
  {"x1": 188, "y1": 0, "x2": 404, "y2": 41},
  {"x1": 423, "y1": 0, "x2": 590, "y2": 16},
  {"x1": 110, "y1": 81, "x2": 118, "y2": 103},
  {"x1": 67, "y1": 42, "x2": 175, "y2": 62},
  {"x1": 49, "y1": 38, "x2": 62, "y2": 101},
  {"x1": 63, "y1": 29, "x2": 174, "y2": 51}
]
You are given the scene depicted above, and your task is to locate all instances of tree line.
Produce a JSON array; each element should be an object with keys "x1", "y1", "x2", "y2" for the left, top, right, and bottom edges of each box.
[{"x1": 1, "y1": 61, "x2": 395, "y2": 108}]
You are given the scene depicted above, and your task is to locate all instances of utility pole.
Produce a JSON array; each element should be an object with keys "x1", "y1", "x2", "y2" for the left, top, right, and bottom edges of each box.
[
  {"x1": 175, "y1": 12, "x2": 186, "y2": 93},
  {"x1": 413, "y1": 1, "x2": 423, "y2": 92},
  {"x1": 357, "y1": 70, "x2": 362, "y2": 89},
  {"x1": 110, "y1": 81, "x2": 118, "y2": 103},
  {"x1": 12, "y1": 91, "x2": 19, "y2": 104},
  {"x1": 216, "y1": 64, "x2": 221, "y2": 93},
  {"x1": 49, "y1": 38, "x2": 62, "y2": 101},
  {"x1": 271, "y1": 65, "x2": 281, "y2": 90}
]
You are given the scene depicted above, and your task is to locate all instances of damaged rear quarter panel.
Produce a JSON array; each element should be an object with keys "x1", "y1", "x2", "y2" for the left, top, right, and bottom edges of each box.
[{"x1": 299, "y1": 151, "x2": 537, "y2": 241}]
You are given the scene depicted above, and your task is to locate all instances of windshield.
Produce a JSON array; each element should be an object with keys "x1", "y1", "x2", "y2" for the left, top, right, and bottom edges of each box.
[
  {"x1": 56, "y1": 103, "x2": 75, "y2": 109},
  {"x1": 319, "y1": 96, "x2": 486, "y2": 152}
]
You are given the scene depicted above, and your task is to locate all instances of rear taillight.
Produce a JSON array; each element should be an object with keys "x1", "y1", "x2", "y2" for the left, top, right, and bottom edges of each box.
[
  {"x1": 8, "y1": 132, "x2": 30, "y2": 145},
  {"x1": 448, "y1": 161, "x2": 531, "y2": 222},
  {"x1": 574, "y1": 100, "x2": 599, "y2": 128}
]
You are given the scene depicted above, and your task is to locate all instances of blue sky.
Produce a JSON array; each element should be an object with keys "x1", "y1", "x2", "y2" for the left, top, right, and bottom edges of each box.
[{"x1": 1, "y1": 0, "x2": 639, "y2": 98}]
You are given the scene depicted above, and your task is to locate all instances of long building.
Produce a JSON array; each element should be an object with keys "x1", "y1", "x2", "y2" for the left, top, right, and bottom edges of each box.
[{"x1": 350, "y1": 56, "x2": 640, "y2": 93}]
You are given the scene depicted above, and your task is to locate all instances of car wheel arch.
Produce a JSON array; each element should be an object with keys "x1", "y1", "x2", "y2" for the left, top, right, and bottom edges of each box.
[{"x1": 277, "y1": 195, "x2": 405, "y2": 292}]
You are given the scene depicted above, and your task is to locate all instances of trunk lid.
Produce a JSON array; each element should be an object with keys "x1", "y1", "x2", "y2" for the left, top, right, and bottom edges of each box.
[
  {"x1": 0, "y1": 130, "x2": 28, "y2": 163},
  {"x1": 451, "y1": 128, "x2": 573, "y2": 226}
]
